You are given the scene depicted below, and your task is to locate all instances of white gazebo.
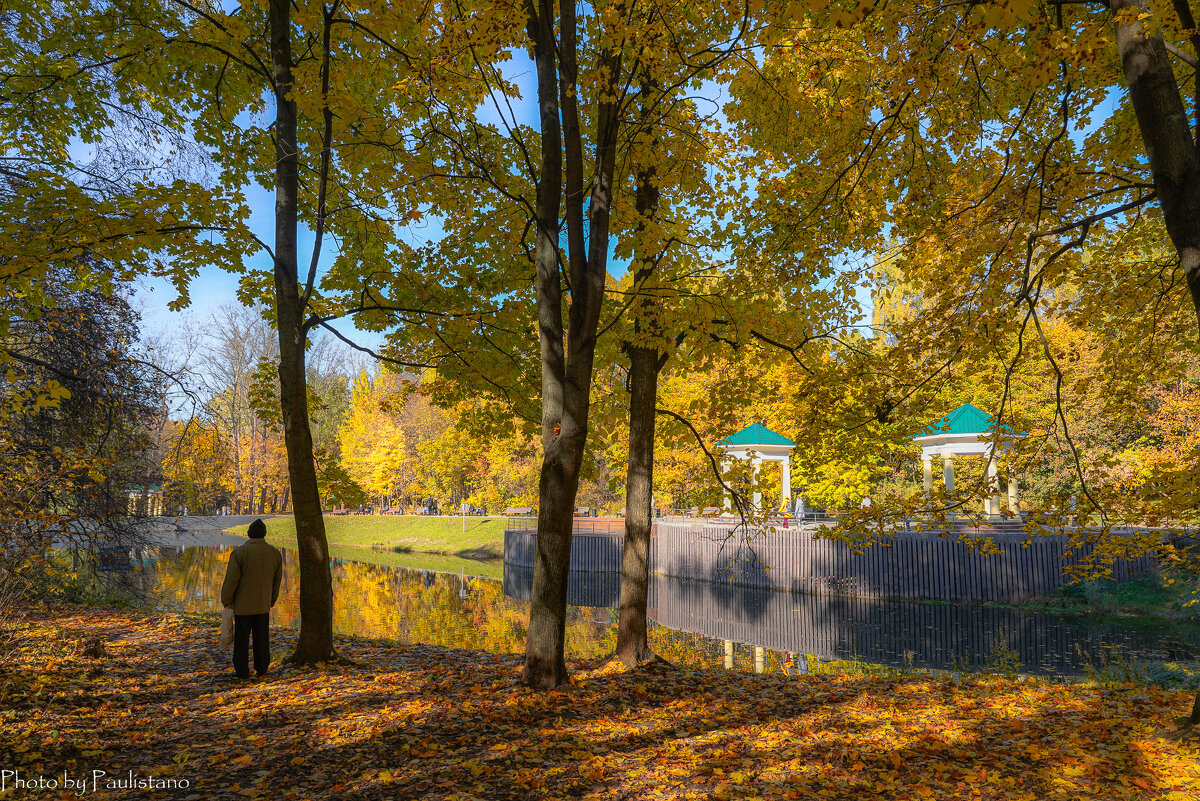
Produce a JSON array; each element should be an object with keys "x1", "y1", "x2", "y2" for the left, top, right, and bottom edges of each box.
[
  {"x1": 913, "y1": 403, "x2": 1025, "y2": 517},
  {"x1": 717, "y1": 423, "x2": 796, "y2": 513}
]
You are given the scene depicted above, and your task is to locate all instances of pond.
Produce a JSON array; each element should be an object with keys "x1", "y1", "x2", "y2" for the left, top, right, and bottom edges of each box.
[{"x1": 110, "y1": 531, "x2": 1200, "y2": 678}]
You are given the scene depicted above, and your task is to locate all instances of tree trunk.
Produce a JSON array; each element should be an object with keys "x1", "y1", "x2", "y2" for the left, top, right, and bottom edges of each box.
[
  {"x1": 1190, "y1": 688, "x2": 1200, "y2": 726},
  {"x1": 269, "y1": 0, "x2": 335, "y2": 665},
  {"x1": 524, "y1": 443, "x2": 584, "y2": 687},
  {"x1": 522, "y1": 0, "x2": 569, "y2": 689},
  {"x1": 1112, "y1": 0, "x2": 1200, "y2": 336},
  {"x1": 617, "y1": 343, "x2": 662, "y2": 666}
]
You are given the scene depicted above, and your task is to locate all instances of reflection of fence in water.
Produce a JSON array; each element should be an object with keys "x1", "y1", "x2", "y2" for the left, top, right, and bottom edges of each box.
[
  {"x1": 501, "y1": 563, "x2": 1197, "y2": 676},
  {"x1": 502, "y1": 562, "x2": 619, "y2": 608},
  {"x1": 503, "y1": 519, "x2": 1159, "y2": 604}
]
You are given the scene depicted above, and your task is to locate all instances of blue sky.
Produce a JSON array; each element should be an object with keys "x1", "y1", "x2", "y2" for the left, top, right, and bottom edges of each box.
[{"x1": 131, "y1": 48, "x2": 545, "y2": 350}]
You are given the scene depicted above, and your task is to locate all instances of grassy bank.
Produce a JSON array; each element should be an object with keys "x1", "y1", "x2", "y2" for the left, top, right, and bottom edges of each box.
[
  {"x1": 3, "y1": 606, "x2": 1198, "y2": 801},
  {"x1": 1023, "y1": 574, "x2": 1200, "y2": 621},
  {"x1": 227, "y1": 515, "x2": 510, "y2": 560},
  {"x1": 323, "y1": 543, "x2": 503, "y2": 580}
]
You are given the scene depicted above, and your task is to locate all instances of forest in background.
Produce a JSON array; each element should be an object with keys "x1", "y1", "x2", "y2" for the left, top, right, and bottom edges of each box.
[
  {"x1": 157, "y1": 281, "x2": 1200, "y2": 522},
  {"x1": 19, "y1": 272, "x2": 1196, "y2": 525}
]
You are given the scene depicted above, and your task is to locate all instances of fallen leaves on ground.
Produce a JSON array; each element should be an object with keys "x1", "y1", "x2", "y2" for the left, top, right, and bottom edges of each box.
[{"x1": 1, "y1": 607, "x2": 1198, "y2": 800}]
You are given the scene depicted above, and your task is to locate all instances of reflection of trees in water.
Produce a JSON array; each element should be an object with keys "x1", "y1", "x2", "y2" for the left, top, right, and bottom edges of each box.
[
  {"x1": 144, "y1": 546, "x2": 614, "y2": 659},
  {"x1": 143, "y1": 546, "x2": 1200, "y2": 675},
  {"x1": 144, "y1": 545, "x2": 233, "y2": 614}
]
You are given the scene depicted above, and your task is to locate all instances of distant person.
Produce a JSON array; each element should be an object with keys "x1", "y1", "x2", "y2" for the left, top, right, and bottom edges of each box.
[
  {"x1": 793, "y1": 496, "x2": 807, "y2": 519},
  {"x1": 220, "y1": 518, "x2": 283, "y2": 680}
]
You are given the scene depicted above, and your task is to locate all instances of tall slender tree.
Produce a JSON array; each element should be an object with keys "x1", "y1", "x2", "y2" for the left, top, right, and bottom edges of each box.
[{"x1": 519, "y1": 0, "x2": 624, "y2": 687}]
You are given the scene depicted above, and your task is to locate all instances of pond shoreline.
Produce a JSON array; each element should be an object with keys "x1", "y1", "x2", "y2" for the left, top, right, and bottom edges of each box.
[
  {"x1": 158, "y1": 516, "x2": 1197, "y2": 625},
  {"x1": 143, "y1": 517, "x2": 1196, "y2": 626},
  {"x1": 1009, "y1": 574, "x2": 1200, "y2": 624}
]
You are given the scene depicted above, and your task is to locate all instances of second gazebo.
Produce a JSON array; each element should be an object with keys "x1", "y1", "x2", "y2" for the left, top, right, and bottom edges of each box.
[{"x1": 913, "y1": 403, "x2": 1025, "y2": 517}]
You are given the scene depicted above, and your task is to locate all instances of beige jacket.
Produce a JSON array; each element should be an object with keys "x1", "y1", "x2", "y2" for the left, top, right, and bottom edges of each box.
[{"x1": 220, "y1": 539, "x2": 283, "y2": 616}]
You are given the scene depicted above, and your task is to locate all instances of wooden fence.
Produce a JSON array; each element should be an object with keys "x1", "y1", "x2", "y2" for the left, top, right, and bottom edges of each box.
[
  {"x1": 504, "y1": 519, "x2": 1159, "y2": 604},
  {"x1": 503, "y1": 518, "x2": 625, "y2": 573}
]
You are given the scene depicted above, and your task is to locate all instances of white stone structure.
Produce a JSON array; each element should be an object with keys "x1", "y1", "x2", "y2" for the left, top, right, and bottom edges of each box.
[{"x1": 913, "y1": 403, "x2": 1025, "y2": 517}]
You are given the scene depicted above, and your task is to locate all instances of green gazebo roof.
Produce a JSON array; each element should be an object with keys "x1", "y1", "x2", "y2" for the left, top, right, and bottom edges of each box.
[
  {"x1": 718, "y1": 423, "x2": 795, "y2": 448},
  {"x1": 917, "y1": 403, "x2": 1021, "y2": 438}
]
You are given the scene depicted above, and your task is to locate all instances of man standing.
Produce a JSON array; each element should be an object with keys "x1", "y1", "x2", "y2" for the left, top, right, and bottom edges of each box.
[{"x1": 220, "y1": 518, "x2": 283, "y2": 679}]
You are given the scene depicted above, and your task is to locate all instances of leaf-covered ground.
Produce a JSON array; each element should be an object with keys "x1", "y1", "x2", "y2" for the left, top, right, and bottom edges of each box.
[{"x1": 2, "y1": 607, "x2": 1198, "y2": 800}]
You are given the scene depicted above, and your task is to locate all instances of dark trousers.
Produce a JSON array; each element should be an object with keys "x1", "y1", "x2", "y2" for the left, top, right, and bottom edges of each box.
[{"x1": 233, "y1": 613, "x2": 271, "y2": 678}]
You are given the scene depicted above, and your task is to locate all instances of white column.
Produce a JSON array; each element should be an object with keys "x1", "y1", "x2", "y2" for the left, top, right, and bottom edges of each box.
[
  {"x1": 724, "y1": 640, "x2": 734, "y2": 670},
  {"x1": 781, "y1": 458, "x2": 792, "y2": 513},
  {"x1": 922, "y1": 455, "x2": 933, "y2": 500},
  {"x1": 754, "y1": 646, "x2": 765, "y2": 674},
  {"x1": 942, "y1": 455, "x2": 955, "y2": 496},
  {"x1": 987, "y1": 456, "x2": 1001, "y2": 518},
  {"x1": 1008, "y1": 475, "x2": 1020, "y2": 516},
  {"x1": 751, "y1": 456, "x2": 761, "y2": 513},
  {"x1": 721, "y1": 458, "x2": 731, "y2": 512}
]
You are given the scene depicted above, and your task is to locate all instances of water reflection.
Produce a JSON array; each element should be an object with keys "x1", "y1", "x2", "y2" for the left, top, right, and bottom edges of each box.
[
  {"x1": 503, "y1": 566, "x2": 1200, "y2": 676},
  {"x1": 136, "y1": 544, "x2": 613, "y2": 660},
  {"x1": 124, "y1": 543, "x2": 1200, "y2": 678}
]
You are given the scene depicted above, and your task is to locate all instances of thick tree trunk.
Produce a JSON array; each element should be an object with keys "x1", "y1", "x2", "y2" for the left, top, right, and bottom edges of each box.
[
  {"x1": 522, "y1": 0, "x2": 570, "y2": 690},
  {"x1": 524, "y1": 441, "x2": 585, "y2": 686},
  {"x1": 1113, "y1": 0, "x2": 1200, "y2": 336},
  {"x1": 269, "y1": 0, "x2": 335, "y2": 665},
  {"x1": 617, "y1": 343, "x2": 661, "y2": 665}
]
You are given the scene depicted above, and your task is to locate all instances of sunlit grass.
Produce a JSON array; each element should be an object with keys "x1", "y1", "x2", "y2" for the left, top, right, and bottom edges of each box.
[{"x1": 225, "y1": 514, "x2": 509, "y2": 556}]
